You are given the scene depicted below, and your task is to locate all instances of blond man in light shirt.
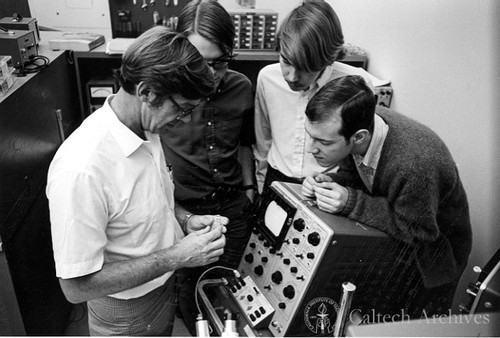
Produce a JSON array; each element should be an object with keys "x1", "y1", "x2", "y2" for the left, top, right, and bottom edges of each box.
[{"x1": 254, "y1": 0, "x2": 373, "y2": 194}]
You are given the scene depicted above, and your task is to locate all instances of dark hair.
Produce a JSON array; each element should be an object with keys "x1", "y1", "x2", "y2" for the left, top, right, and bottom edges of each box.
[
  {"x1": 277, "y1": 0, "x2": 344, "y2": 72},
  {"x1": 306, "y1": 75, "x2": 376, "y2": 141},
  {"x1": 176, "y1": 0, "x2": 235, "y2": 57},
  {"x1": 115, "y1": 26, "x2": 214, "y2": 106}
]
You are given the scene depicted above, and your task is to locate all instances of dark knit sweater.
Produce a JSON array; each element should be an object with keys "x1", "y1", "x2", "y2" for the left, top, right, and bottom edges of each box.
[{"x1": 332, "y1": 107, "x2": 472, "y2": 288}]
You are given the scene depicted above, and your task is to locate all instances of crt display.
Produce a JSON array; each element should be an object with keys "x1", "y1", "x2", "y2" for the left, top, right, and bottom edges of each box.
[
  {"x1": 264, "y1": 200, "x2": 288, "y2": 237},
  {"x1": 255, "y1": 184, "x2": 297, "y2": 249}
]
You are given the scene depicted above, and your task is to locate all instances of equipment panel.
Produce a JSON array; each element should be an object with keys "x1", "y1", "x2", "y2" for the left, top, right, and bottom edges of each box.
[{"x1": 238, "y1": 182, "x2": 421, "y2": 336}]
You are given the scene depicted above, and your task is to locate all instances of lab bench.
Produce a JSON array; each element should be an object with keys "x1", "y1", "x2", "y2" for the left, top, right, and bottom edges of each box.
[{"x1": 72, "y1": 41, "x2": 367, "y2": 118}]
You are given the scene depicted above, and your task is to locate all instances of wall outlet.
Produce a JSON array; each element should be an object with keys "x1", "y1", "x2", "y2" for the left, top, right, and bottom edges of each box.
[{"x1": 374, "y1": 86, "x2": 393, "y2": 107}]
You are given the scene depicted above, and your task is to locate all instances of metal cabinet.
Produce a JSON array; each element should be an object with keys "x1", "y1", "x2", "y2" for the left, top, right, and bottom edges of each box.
[{"x1": 0, "y1": 49, "x2": 82, "y2": 335}]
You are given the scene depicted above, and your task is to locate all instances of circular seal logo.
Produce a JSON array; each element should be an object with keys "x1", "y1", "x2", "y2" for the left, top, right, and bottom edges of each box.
[{"x1": 304, "y1": 297, "x2": 340, "y2": 335}]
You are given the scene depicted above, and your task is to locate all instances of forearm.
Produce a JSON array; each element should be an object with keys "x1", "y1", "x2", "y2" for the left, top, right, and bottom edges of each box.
[
  {"x1": 342, "y1": 187, "x2": 440, "y2": 244},
  {"x1": 60, "y1": 245, "x2": 185, "y2": 303},
  {"x1": 254, "y1": 85, "x2": 271, "y2": 193},
  {"x1": 253, "y1": 148, "x2": 269, "y2": 193},
  {"x1": 174, "y1": 202, "x2": 193, "y2": 233},
  {"x1": 238, "y1": 146, "x2": 255, "y2": 186}
]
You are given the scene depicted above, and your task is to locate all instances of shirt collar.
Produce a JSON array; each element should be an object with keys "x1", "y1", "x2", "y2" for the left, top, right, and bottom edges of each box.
[
  {"x1": 302, "y1": 64, "x2": 336, "y2": 94},
  {"x1": 104, "y1": 95, "x2": 152, "y2": 158},
  {"x1": 315, "y1": 65, "x2": 335, "y2": 89},
  {"x1": 353, "y1": 114, "x2": 389, "y2": 169}
]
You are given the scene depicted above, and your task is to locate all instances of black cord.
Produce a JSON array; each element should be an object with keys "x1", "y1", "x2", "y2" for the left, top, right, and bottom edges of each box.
[{"x1": 17, "y1": 55, "x2": 51, "y2": 75}]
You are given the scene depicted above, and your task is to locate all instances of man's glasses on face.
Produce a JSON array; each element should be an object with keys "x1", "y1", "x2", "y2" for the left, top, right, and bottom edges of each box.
[
  {"x1": 206, "y1": 55, "x2": 234, "y2": 71},
  {"x1": 168, "y1": 96, "x2": 198, "y2": 120}
]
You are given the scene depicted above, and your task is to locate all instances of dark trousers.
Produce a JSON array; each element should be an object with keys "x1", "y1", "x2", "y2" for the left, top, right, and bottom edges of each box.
[{"x1": 176, "y1": 190, "x2": 254, "y2": 335}]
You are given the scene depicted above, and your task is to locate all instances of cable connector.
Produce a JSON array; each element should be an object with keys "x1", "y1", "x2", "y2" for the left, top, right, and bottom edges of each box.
[
  {"x1": 195, "y1": 314, "x2": 210, "y2": 337},
  {"x1": 221, "y1": 310, "x2": 239, "y2": 337},
  {"x1": 233, "y1": 270, "x2": 246, "y2": 286}
]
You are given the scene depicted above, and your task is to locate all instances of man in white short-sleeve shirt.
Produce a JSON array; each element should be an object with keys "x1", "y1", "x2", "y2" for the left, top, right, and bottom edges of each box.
[{"x1": 46, "y1": 26, "x2": 226, "y2": 336}]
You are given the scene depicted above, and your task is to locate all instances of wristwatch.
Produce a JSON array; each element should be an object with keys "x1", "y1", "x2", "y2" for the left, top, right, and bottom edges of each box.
[{"x1": 183, "y1": 213, "x2": 194, "y2": 232}]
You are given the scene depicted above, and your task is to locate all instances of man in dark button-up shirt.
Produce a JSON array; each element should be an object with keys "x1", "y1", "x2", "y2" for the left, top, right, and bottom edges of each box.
[
  {"x1": 160, "y1": 0, "x2": 255, "y2": 334},
  {"x1": 163, "y1": 73, "x2": 254, "y2": 202}
]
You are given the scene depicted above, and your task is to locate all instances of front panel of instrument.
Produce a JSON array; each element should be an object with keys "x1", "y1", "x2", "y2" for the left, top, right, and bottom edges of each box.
[
  {"x1": 239, "y1": 205, "x2": 334, "y2": 336},
  {"x1": 237, "y1": 182, "x2": 421, "y2": 336}
]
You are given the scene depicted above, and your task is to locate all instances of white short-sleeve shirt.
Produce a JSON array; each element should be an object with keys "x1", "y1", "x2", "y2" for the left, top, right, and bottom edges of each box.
[{"x1": 46, "y1": 95, "x2": 184, "y2": 299}]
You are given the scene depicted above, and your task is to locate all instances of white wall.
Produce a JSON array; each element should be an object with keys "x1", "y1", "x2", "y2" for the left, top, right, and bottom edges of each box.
[
  {"x1": 251, "y1": 0, "x2": 500, "y2": 310},
  {"x1": 329, "y1": 0, "x2": 500, "y2": 311},
  {"x1": 28, "y1": 0, "x2": 112, "y2": 39}
]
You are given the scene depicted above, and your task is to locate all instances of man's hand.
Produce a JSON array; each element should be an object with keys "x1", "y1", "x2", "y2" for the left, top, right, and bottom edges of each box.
[
  {"x1": 302, "y1": 172, "x2": 333, "y2": 197},
  {"x1": 313, "y1": 182, "x2": 349, "y2": 214},
  {"x1": 185, "y1": 214, "x2": 228, "y2": 234},
  {"x1": 172, "y1": 224, "x2": 226, "y2": 268}
]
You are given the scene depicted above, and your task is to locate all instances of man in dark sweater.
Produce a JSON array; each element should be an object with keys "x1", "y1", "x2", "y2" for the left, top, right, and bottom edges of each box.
[{"x1": 302, "y1": 75, "x2": 472, "y2": 317}]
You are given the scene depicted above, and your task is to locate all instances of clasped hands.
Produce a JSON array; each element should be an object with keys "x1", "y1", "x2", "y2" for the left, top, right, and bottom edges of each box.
[
  {"x1": 174, "y1": 214, "x2": 228, "y2": 268},
  {"x1": 302, "y1": 173, "x2": 349, "y2": 214}
]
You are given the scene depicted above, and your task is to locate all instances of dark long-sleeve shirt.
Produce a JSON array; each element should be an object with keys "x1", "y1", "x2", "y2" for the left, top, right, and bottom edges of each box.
[{"x1": 161, "y1": 70, "x2": 254, "y2": 201}]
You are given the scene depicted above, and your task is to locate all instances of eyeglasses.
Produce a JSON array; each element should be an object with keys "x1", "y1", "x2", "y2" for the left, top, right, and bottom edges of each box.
[
  {"x1": 206, "y1": 56, "x2": 234, "y2": 71},
  {"x1": 168, "y1": 96, "x2": 198, "y2": 120}
]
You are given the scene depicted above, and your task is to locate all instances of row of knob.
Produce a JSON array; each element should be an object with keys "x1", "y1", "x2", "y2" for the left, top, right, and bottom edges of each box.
[
  {"x1": 248, "y1": 306, "x2": 268, "y2": 322},
  {"x1": 244, "y1": 253, "x2": 316, "y2": 265},
  {"x1": 251, "y1": 218, "x2": 322, "y2": 247}
]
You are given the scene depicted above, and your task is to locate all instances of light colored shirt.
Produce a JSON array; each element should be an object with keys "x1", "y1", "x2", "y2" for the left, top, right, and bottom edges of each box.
[
  {"x1": 254, "y1": 62, "x2": 374, "y2": 192},
  {"x1": 47, "y1": 95, "x2": 184, "y2": 299},
  {"x1": 353, "y1": 114, "x2": 389, "y2": 192}
]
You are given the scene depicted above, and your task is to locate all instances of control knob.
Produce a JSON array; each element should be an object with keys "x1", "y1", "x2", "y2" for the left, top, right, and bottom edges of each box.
[
  {"x1": 254, "y1": 265, "x2": 264, "y2": 276},
  {"x1": 244, "y1": 253, "x2": 254, "y2": 264},
  {"x1": 271, "y1": 271, "x2": 283, "y2": 284},
  {"x1": 307, "y1": 232, "x2": 321, "y2": 246},
  {"x1": 283, "y1": 285, "x2": 295, "y2": 299},
  {"x1": 293, "y1": 218, "x2": 305, "y2": 232}
]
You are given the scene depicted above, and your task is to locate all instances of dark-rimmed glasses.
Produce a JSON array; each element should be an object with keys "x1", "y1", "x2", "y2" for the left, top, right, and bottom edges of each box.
[
  {"x1": 206, "y1": 55, "x2": 234, "y2": 71},
  {"x1": 168, "y1": 96, "x2": 198, "y2": 120}
]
